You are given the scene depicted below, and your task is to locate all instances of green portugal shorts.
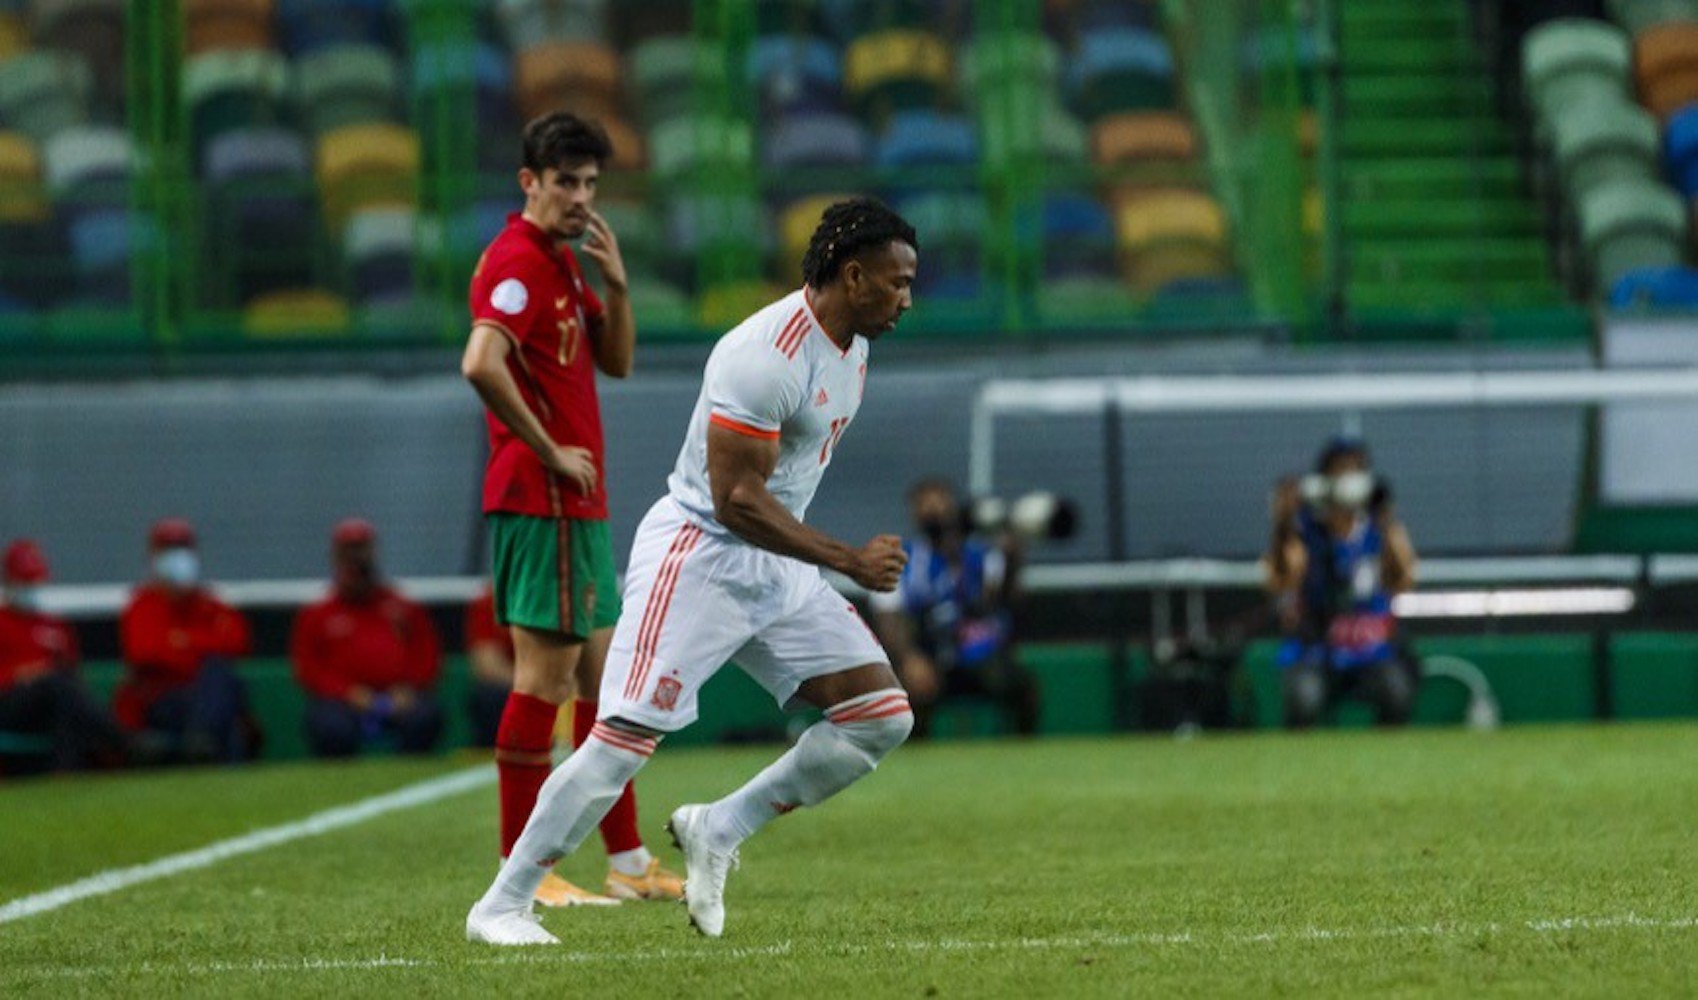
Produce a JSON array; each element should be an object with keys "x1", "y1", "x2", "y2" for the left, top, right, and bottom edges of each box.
[{"x1": 489, "y1": 513, "x2": 623, "y2": 639}]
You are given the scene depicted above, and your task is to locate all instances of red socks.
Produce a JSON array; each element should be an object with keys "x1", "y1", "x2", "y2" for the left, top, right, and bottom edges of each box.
[
  {"x1": 494, "y1": 691, "x2": 557, "y2": 858},
  {"x1": 573, "y1": 698, "x2": 643, "y2": 854}
]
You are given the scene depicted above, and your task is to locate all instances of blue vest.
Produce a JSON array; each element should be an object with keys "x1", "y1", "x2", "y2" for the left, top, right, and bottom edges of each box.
[
  {"x1": 1278, "y1": 510, "x2": 1396, "y2": 671},
  {"x1": 895, "y1": 538, "x2": 1009, "y2": 670}
]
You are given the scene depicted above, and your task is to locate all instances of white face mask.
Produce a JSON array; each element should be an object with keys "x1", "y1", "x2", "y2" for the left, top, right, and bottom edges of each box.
[
  {"x1": 154, "y1": 548, "x2": 201, "y2": 588},
  {"x1": 5, "y1": 586, "x2": 41, "y2": 612}
]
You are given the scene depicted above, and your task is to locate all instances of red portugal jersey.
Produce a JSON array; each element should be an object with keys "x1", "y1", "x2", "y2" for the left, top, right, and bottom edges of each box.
[{"x1": 469, "y1": 213, "x2": 609, "y2": 520}]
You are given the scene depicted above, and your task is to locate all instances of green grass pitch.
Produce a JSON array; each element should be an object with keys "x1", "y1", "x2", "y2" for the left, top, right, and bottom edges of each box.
[{"x1": 2, "y1": 724, "x2": 1696, "y2": 997}]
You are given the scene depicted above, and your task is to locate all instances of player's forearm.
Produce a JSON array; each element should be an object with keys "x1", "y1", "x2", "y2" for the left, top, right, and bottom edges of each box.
[
  {"x1": 717, "y1": 482, "x2": 859, "y2": 575},
  {"x1": 593, "y1": 293, "x2": 636, "y2": 379},
  {"x1": 465, "y1": 362, "x2": 556, "y2": 459}
]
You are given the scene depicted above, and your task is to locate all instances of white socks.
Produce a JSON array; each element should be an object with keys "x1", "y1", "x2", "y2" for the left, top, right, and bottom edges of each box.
[
  {"x1": 607, "y1": 846, "x2": 654, "y2": 877},
  {"x1": 704, "y1": 688, "x2": 913, "y2": 851},
  {"x1": 478, "y1": 721, "x2": 658, "y2": 913}
]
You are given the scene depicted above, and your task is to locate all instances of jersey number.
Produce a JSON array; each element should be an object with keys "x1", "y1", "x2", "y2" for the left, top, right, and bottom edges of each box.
[
  {"x1": 557, "y1": 315, "x2": 581, "y2": 366},
  {"x1": 819, "y1": 417, "x2": 848, "y2": 464}
]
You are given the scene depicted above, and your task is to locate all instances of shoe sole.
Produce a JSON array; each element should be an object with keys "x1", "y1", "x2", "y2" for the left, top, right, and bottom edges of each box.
[{"x1": 535, "y1": 894, "x2": 620, "y2": 908}]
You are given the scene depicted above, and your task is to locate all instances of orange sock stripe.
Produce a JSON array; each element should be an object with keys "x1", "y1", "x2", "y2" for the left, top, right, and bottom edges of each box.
[
  {"x1": 835, "y1": 703, "x2": 914, "y2": 723},
  {"x1": 828, "y1": 694, "x2": 911, "y2": 724},
  {"x1": 590, "y1": 723, "x2": 657, "y2": 757}
]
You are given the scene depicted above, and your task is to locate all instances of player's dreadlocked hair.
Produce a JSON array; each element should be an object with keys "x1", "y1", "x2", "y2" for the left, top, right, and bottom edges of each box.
[
  {"x1": 801, "y1": 197, "x2": 918, "y2": 287},
  {"x1": 521, "y1": 111, "x2": 613, "y2": 173}
]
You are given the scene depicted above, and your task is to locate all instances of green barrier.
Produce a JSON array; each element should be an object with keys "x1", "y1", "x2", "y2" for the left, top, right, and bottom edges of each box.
[{"x1": 1609, "y1": 632, "x2": 1698, "y2": 720}]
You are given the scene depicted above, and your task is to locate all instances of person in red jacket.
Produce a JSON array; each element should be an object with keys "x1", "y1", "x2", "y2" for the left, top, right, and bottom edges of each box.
[
  {"x1": 0, "y1": 539, "x2": 128, "y2": 774},
  {"x1": 292, "y1": 519, "x2": 443, "y2": 757},
  {"x1": 464, "y1": 583, "x2": 515, "y2": 748},
  {"x1": 117, "y1": 519, "x2": 256, "y2": 763}
]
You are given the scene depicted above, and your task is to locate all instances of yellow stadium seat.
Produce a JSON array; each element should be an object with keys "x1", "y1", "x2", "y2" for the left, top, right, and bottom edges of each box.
[
  {"x1": 315, "y1": 123, "x2": 418, "y2": 233},
  {"x1": 0, "y1": 13, "x2": 27, "y2": 60},
  {"x1": 241, "y1": 289, "x2": 350, "y2": 337},
  {"x1": 779, "y1": 194, "x2": 851, "y2": 264},
  {"x1": 1113, "y1": 189, "x2": 1232, "y2": 293},
  {"x1": 697, "y1": 280, "x2": 786, "y2": 329},
  {"x1": 182, "y1": 0, "x2": 274, "y2": 55},
  {"x1": 845, "y1": 30, "x2": 950, "y2": 115},
  {"x1": 1090, "y1": 111, "x2": 1197, "y2": 164},
  {"x1": 0, "y1": 131, "x2": 48, "y2": 223}
]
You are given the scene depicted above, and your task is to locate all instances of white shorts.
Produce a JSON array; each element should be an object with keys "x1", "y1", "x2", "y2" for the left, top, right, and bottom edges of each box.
[{"x1": 598, "y1": 496, "x2": 889, "y2": 732}]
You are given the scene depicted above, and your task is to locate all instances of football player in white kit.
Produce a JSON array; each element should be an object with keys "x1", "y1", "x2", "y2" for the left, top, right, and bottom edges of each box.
[{"x1": 468, "y1": 197, "x2": 919, "y2": 944}]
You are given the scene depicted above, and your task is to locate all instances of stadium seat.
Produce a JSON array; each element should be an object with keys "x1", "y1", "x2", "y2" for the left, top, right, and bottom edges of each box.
[
  {"x1": 1036, "y1": 274, "x2": 1142, "y2": 327},
  {"x1": 411, "y1": 41, "x2": 518, "y2": 171},
  {"x1": 31, "y1": 0, "x2": 123, "y2": 118},
  {"x1": 182, "y1": 0, "x2": 275, "y2": 56},
  {"x1": 958, "y1": 33, "x2": 1059, "y2": 102},
  {"x1": 1091, "y1": 111, "x2": 1197, "y2": 165},
  {"x1": 0, "y1": 52, "x2": 92, "y2": 144},
  {"x1": 241, "y1": 288, "x2": 350, "y2": 337},
  {"x1": 274, "y1": 0, "x2": 395, "y2": 57},
  {"x1": 355, "y1": 292, "x2": 434, "y2": 341},
  {"x1": 1632, "y1": 20, "x2": 1698, "y2": 118},
  {"x1": 697, "y1": 279, "x2": 787, "y2": 328},
  {"x1": 41, "y1": 125, "x2": 129, "y2": 200},
  {"x1": 204, "y1": 128, "x2": 316, "y2": 305},
  {"x1": 626, "y1": 276, "x2": 693, "y2": 333},
  {"x1": 979, "y1": 92, "x2": 1088, "y2": 166},
  {"x1": 1665, "y1": 101, "x2": 1698, "y2": 195},
  {"x1": 446, "y1": 197, "x2": 509, "y2": 267},
  {"x1": 184, "y1": 50, "x2": 291, "y2": 167},
  {"x1": 820, "y1": 0, "x2": 937, "y2": 41},
  {"x1": 344, "y1": 206, "x2": 415, "y2": 302},
  {"x1": 1608, "y1": 264, "x2": 1698, "y2": 307},
  {"x1": 0, "y1": 13, "x2": 26, "y2": 61},
  {"x1": 1552, "y1": 96, "x2": 1661, "y2": 196},
  {"x1": 631, "y1": 35, "x2": 724, "y2": 128},
  {"x1": 761, "y1": 113, "x2": 871, "y2": 172},
  {"x1": 748, "y1": 35, "x2": 843, "y2": 116},
  {"x1": 609, "y1": 0, "x2": 691, "y2": 46},
  {"x1": 1065, "y1": 27, "x2": 1175, "y2": 123},
  {"x1": 297, "y1": 44, "x2": 399, "y2": 136},
  {"x1": 593, "y1": 199, "x2": 660, "y2": 273},
  {"x1": 1067, "y1": 0, "x2": 1162, "y2": 33},
  {"x1": 1578, "y1": 177, "x2": 1689, "y2": 290},
  {"x1": 513, "y1": 40, "x2": 623, "y2": 125},
  {"x1": 1609, "y1": 0, "x2": 1698, "y2": 36},
  {"x1": 875, "y1": 110, "x2": 977, "y2": 168},
  {"x1": 895, "y1": 190, "x2": 986, "y2": 296},
  {"x1": 778, "y1": 193, "x2": 852, "y2": 265},
  {"x1": 844, "y1": 29, "x2": 951, "y2": 120},
  {"x1": 315, "y1": 122, "x2": 418, "y2": 233},
  {"x1": 665, "y1": 194, "x2": 771, "y2": 284},
  {"x1": 0, "y1": 130, "x2": 46, "y2": 223},
  {"x1": 67, "y1": 206, "x2": 149, "y2": 303},
  {"x1": 1023, "y1": 192, "x2": 1117, "y2": 280},
  {"x1": 495, "y1": 0, "x2": 608, "y2": 49},
  {"x1": 649, "y1": 115, "x2": 753, "y2": 181},
  {"x1": 1521, "y1": 18, "x2": 1631, "y2": 122},
  {"x1": 1112, "y1": 188, "x2": 1232, "y2": 294}
]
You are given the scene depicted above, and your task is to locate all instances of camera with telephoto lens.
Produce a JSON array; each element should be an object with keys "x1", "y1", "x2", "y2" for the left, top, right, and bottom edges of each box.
[
  {"x1": 1299, "y1": 471, "x2": 1392, "y2": 515},
  {"x1": 962, "y1": 492, "x2": 1079, "y2": 541}
]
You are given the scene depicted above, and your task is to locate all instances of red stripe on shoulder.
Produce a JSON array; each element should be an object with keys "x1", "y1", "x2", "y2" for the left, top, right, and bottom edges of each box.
[
  {"x1": 774, "y1": 310, "x2": 807, "y2": 357},
  {"x1": 710, "y1": 413, "x2": 781, "y2": 440}
]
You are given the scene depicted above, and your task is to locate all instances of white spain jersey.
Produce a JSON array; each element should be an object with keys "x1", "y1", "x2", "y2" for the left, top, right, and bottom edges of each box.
[{"x1": 667, "y1": 288, "x2": 869, "y2": 534}]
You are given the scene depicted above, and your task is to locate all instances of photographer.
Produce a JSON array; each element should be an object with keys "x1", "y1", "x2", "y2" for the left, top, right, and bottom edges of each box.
[
  {"x1": 1263, "y1": 437, "x2": 1419, "y2": 728},
  {"x1": 869, "y1": 478, "x2": 1041, "y2": 738}
]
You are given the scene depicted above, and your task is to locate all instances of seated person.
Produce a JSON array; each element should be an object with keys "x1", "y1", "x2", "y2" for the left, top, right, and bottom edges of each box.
[
  {"x1": 1263, "y1": 437, "x2": 1420, "y2": 728},
  {"x1": 870, "y1": 478, "x2": 1040, "y2": 738},
  {"x1": 464, "y1": 583, "x2": 515, "y2": 749},
  {"x1": 0, "y1": 539, "x2": 128, "y2": 774},
  {"x1": 117, "y1": 519, "x2": 257, "y2": 763},
  {"x1": 291, "y1": 519, "x2": 443, "y2": 757}
]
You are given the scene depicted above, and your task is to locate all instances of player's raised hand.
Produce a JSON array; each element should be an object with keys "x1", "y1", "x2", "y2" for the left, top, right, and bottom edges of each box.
[
  {"x1": 578, "y1": 209, "x2": 626, "y2": 292},
  {"x1": 850, "y1": 534, "x2": 907, "y2": 592},
  {"x1": 545, "y1": 444, "x2": 598, "y2": 496}
]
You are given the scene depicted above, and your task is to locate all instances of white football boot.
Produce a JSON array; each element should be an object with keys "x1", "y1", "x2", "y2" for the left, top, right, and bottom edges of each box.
[
  {"x1": 465, "y1": 902, "x2": 560, "y2": 946},
  {"x1": 668, "y1": 804, "x2": 740, "y2": 938}
]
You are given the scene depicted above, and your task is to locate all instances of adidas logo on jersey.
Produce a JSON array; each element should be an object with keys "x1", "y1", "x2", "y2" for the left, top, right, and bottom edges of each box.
[{"x1": 814, "y1": 388, "x2": 830, "y2": 407}]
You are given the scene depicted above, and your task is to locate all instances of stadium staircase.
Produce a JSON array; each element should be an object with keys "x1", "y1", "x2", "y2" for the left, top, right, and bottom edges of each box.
[{"x1": 1336, "y1": 0, "x2": 1584, "y2": 339}]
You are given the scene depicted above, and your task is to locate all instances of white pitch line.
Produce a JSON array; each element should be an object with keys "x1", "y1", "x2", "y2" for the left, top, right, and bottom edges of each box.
[
  {"x1": 11, "y1": 914, "x2": 1698, "y2": 981},
  {"x1": 0, "y1": 766, "x2": 493, "y2": 925}
]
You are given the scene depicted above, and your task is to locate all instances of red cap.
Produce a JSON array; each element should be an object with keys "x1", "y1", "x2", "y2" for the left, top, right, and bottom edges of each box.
[
  {"x1": 332, "y1": 518, "x2": 376, "y2": 547},
  {"x1": 3, "y1": 540, "x2": 49, "y2": 584},
  {"x1": 148, "y1": 518, "x2": 198, "y2": 550}
]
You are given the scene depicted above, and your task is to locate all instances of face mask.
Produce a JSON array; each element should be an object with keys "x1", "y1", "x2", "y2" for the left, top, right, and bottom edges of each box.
[
  {"x1": 337, "y1": 557, "x2": 377, "y2": 592},
  {"x1": 918, "y1": 517, "x2": 951, "y2": 545},
  {"x1": 154, "y1": 548, "x2": 201, "y2": 588},
  {"x1": 5, "y1": 586, "x2": 41, "y2": 613},
  {"x1": 1332, "y1": 471, "x2": 1375, "y2": 510}
]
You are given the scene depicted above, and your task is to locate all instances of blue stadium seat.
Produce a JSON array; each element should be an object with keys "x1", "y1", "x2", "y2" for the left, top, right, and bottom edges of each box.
[
  {"x1": 275, "y1": 0, "x2": 397, "y2": 57},
  {"x1": 1072, "y1": 0, "x2": 1162, "y2": 32},
  {"x1": 1608, "y1": 265, "x2": 1698, "y2": 308},
  {"x1": 762, "y1": 112, "x2": 870, "y2": 171},
  {"x1": 494, "y1": 0, "x2": 608, "y2": 49},
  {"x1": 1065, "y1": 27, "x2": 1176, "y2": 121},
  {"x1": 68, "y1": 207, "x2": 149, "y2": 303},
  {"x1": 448, "y1": 198, "x2": 511, "y2": 266},
  {"x1": 1665, "y1": 101, "x2": 1698, "y2": 197},
  {"x1": 1025, "y1": 193, "x2": 1117, "y2": 280},
  {"x1": 411, "y1": 41, "x2": 517, "y2": 170},
  {"x1": 0, "y1": 51, "x2": 93, "y2": 144},
  {"x1": 748, "y1": 35, "x2": 843, "y2": 115},
  {"x1": 875, "y1": 110, "x2": 978, "y2": 168}
]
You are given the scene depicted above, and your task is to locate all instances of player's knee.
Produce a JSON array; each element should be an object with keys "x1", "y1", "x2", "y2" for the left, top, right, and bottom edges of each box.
[{"x1": 825, "y1": 688, "x2": 913, "y2": 761}]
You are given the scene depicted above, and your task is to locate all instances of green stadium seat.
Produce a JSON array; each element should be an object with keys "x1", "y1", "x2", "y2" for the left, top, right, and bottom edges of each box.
[
  {"x1": 494, "y1": 0, "x2": 608, "y2": 49},
  {"x1": 697, "y1": 280, "x2": 786, "y2": 329},
  {"x1": 1036, "y1": 275, "x2": 1142, "y2": 327},
  {"x1": 978, "y1": 92, "x2": 1087, "y2": 167},
  {"x1": 1609, "y1": 0, "x2": 1698, "y2": 37},
  {"x1": 1521, "y1": 18, "x2": 1631, "y2": 124},
  {"x1": 593, "y1": 199, "x2": 661, "y2": 274},
  {"x1": 41, "y1": 125, "x2": 130, "y2": 200},
  {"x1": 296, "y1": 44, "x2": 399, "y2": 136},
  {"x1": 631, "y1": 35, "x2": 724, "y2": 129},
  {"x1": 1552, "y1": 96, "x2": 1660, "y2": 197},
  {"x1": 33, "y1": 0, "x2": 124, "y2": 119},
  {"x1": 356, "y1": 293, "x2": 435, "y2": 342},
  {"x1": 957, "y1": 33, "x2": 1059, "y2": 102},
  {"x1": 1579, "y1": 177, "x2": 1689, "y2": 292},
  {"x1": 626, "y1": 277, "x2": 695, "y2": 337},
  {"x1": 665, "y1": 193, "x2": 771, "y2": 286},
  {"x1": 183, "y1": 0, "x2": 275, "y2": 56},
  {"x1": 649, "y1": 115, "x2": 753, "y2": 181},
  {"x1": 242, "y1": 288, "x2": 350, "y2": 337},
  {"x1": 0, "y1": 51, "x2": 92, "y2": 144},
  {"x1": 184, "y1": 50, "x2": 291, "y2": 166}
]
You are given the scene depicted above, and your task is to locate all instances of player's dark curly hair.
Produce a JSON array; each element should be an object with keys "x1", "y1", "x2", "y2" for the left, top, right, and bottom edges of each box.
[
  {"x1": 521, "y1": 111, "x2": 613, "y2": 173},
  {"x1": 801, "y1": 197, "x2": 918, "y2": 287}
]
